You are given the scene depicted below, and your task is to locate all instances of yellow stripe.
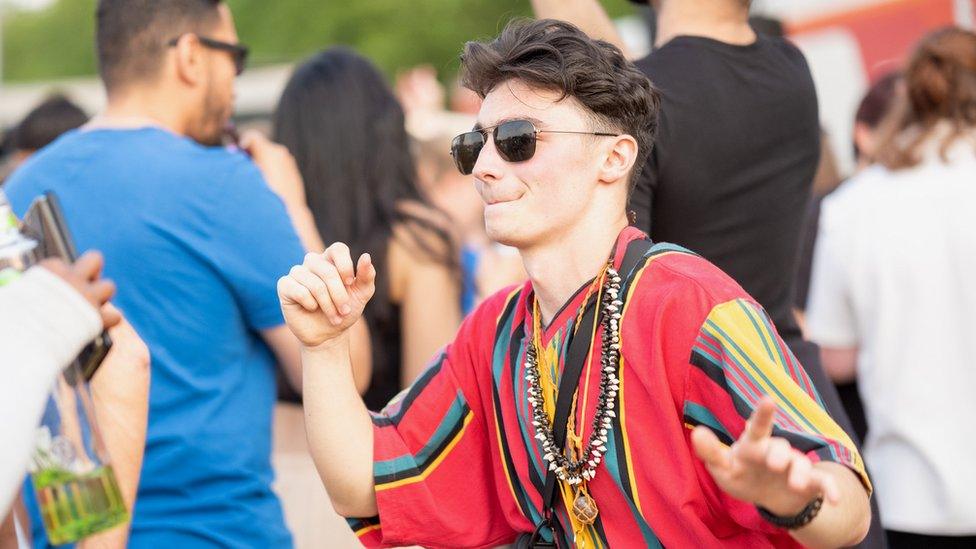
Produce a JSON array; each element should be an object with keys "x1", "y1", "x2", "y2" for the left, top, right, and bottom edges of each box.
[
  {"x1": 355, "y1": 524, "x2": 382, "y2": 537},
  {"x1": 704, "y1": 301, "x2": 870, "y2": 489},
  {"x1": 740, "y1": 299, "x2": 789, "y2": 374},
  {"x1": 375, "y1": 411, "x2": 475, "y2": 491}
]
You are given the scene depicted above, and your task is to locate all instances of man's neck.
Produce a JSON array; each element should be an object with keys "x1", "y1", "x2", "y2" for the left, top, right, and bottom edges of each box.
[
  {"x1": 655, "y1": 0, "x2": 756, "y2": 49},
  {"x1": 522, "y1": 211, "x2": 628, "y2": 326},
  {"x1": 92, "y1": 89, "x2": 187, "y2": 136}
]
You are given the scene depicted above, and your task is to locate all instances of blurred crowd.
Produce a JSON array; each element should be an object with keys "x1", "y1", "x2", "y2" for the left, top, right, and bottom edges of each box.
[{"x1": 1, "y1": 0, "x2": 974, "y2": 548}]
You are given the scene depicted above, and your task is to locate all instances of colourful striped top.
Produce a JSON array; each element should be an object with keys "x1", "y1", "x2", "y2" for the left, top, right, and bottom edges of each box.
[{"x1": 349, "y1": 227, "x2": 869, "y2": 548}]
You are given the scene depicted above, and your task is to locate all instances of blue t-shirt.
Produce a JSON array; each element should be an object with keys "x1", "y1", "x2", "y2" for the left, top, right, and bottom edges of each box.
[{"x1": 5, "y1": 127, "x2": 303, "y2": 548}]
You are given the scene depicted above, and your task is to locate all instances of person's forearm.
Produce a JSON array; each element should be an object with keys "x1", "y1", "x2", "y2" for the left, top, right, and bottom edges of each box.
[
  {"x1": 303, "y1": 335, "x2": 377, "y2": 517},
  {"x1": 531, "y1": 0, "x2": 631, "y2": 57},
  {"x1": 80, "y1": 323, "x2": 150, "y2": 549},
  {"x1": 285, "y1": 204, "x2": 326, "y2": 254},
  {"x1": 789, "y1": 462, "x2": 871, "y2": 548}
]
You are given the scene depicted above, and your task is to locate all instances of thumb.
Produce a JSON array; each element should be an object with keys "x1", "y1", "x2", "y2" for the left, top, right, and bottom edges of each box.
[
  {"x1": 692, "y1": 426, "x2": 731, "y2": 471},
  {"x1": 352, "y1": 253, "x2": 377, "y2": 301}
]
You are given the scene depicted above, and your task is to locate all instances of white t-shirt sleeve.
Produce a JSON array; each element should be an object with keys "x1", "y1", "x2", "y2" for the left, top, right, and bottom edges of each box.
[
  {"x1": 806, "y1": 194, "x2": 859, "y2": 348},
  {"x1": 0, "y1": 267, "x2": 101, "y2": 512}
]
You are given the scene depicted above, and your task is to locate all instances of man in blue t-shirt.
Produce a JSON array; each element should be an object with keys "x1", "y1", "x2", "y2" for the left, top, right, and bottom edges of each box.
[{"x1": 4, "y1": 1, "x2": 331, "y2": 546}]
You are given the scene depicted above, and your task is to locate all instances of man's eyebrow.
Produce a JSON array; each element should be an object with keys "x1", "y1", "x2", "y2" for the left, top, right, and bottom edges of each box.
[{"x1": 472, "y1": 116, "x2": 545, "y2": 131}]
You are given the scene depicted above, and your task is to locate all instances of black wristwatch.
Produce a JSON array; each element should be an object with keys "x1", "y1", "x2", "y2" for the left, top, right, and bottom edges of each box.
[{"x1": 757, "y1": 496, "x2": 824, "y2": 529}]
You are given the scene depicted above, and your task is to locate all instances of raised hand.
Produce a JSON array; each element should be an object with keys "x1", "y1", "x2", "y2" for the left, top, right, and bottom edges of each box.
[
  {"x1": 691, "y1": 397, "x2": 840, "y2": 517},
  {"x1": 277, "y1": 243, "x2": 376, "y2": 348}
]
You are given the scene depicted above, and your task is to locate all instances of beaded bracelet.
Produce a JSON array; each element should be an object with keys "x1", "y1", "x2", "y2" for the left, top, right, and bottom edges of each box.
[{"x1": 757, "y1": 496, "x2": 824, "y2": 530}]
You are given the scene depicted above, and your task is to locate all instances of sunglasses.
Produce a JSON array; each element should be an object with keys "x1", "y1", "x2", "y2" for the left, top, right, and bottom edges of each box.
[
  {"x1": 450, "y1": 119, "x2": 619, "y2": 175},
  {"x1": 167, "y1": 35, "x2": 249, "y2": 76}
]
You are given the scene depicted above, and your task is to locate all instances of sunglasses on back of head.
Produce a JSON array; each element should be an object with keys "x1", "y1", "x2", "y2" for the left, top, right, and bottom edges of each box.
[
  {"x1": 450, "y1": 119, "x2": 620, "y2": 175},
  {"x1": 167, "y1": 34, "x2": 249, "y2": 76}
]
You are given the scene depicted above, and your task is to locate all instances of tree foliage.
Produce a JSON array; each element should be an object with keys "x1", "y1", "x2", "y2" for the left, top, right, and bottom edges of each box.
[{"x1": 2, "y1": 0, "x2": 635, "y2": 82}]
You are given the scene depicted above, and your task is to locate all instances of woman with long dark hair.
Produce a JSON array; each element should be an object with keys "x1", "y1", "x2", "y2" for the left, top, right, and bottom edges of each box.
[
  {"x1": 806, "y1": 27, "x2": 976, "y2": 548},
  {"x1": 274, "y1": 47, "x2": 461, "y2": 409}
]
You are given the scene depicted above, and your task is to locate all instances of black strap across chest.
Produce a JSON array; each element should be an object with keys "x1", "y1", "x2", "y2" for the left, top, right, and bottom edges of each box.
[{"x1": 529, "y1": 237, "x2": 653, "y2": 547}]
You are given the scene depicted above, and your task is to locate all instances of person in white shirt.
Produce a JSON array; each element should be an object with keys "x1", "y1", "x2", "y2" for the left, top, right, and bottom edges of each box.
[
  {"x1": 806, "y1": 26, "x2": 976, "y2": 549},
  {"x1": 0, "y1": 251, "x2": 150, "y2": 549}
]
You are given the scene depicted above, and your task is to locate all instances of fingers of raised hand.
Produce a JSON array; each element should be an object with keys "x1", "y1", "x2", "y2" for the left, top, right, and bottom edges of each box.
[
  {"x1": 278, "y1": 273, "x2": 317, "y2": 312},
  {"x1": 353, "y1": 253, "x2": 376, "y2": 298},
  {"x1": 323, "y1": 243, "x2": 355, "y2": 286},
  {"x1": 806, "y1": 467, "x2": 841, "y2": 504},
  {"x1": 745, "y1": 397, "x2": 777, "y2": 443},
  {"x1": 305, "y1": 252, "x2": 351, "y2": 314},
  {"x1": 287, "y1": 263, "x2": 342, "y2": 324},
  {"x1": 765, "y1": 437, "x2": 794, "y2": 473},
  {"x1": 692, "y1": 426, "x2": 732, "y2": 472}
]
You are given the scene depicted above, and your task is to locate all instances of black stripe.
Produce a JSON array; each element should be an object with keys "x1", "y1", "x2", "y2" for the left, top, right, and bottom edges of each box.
[
  {"x1": 371, "y1": 353, "x2": 446, "y2": 427},
  {"x1": 491, "y1": 370, "x2": 536, "y2": 523},
  {"x1": 683, "y1": 414, "x2": 736, "y2": 446},
  {"x1": 690, "y1": 350, "x2": 729, "y2": 390},
  {"x1": 507, "y1": 315, "x2": 548, "y2": 498},
  {"x1": 373, "y1": 402, "x2": 471, "y2": 485}
]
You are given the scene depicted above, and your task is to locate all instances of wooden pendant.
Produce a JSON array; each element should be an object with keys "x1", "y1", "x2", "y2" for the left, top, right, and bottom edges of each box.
[{"x1": 572, "y1": 492, "x2": 599, "y2": 525}]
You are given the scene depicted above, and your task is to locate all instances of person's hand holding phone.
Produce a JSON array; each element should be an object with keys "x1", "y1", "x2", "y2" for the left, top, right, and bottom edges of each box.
[{"x1": 39, "y1": 251, "x2": 120, "y2": 330}]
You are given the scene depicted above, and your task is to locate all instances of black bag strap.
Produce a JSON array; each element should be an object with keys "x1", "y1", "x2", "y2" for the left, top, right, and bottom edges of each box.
[{"x1": 532, "y1": 237, "x2": 653, "y2": 546}]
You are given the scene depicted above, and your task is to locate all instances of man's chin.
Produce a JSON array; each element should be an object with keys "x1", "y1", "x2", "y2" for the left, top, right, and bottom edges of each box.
[{"x1": 485, "y1": 224, "x2": 527, "y2": 250}]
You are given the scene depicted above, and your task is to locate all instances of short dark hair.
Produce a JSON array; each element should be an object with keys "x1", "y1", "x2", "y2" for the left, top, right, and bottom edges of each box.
[
  {"x1": 13, "y1": 94, "x2": 88, "y2": 152},
  {"x1": 96, "y1": 0, "x2": 222, "y2": 91},
  {"x1": 460, "y1": 19, "x2": 661, "y2": 187}
]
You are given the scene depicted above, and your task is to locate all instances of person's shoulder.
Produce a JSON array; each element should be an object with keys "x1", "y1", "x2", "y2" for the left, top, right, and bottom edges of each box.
[
  {"x1": 823, "y1": 166, "x2": 888, "y2": 212},
  {"x1": 391, "y1": 200, "x2": 457, "y2": 261},
  {"x1": 627, "y1": 242, "x2": 751, "y2": 315},
  {"x1": 635, "y1": 42, "x2": 699, "y2": 77},
  {"x1": 756, "y1": 35, "x2": 815, "y2": 77}
]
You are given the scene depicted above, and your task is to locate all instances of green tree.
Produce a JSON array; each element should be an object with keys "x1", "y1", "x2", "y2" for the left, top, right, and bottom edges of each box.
[{"x1": 2, "y1": 0, "x2": 636, "y2": 83}]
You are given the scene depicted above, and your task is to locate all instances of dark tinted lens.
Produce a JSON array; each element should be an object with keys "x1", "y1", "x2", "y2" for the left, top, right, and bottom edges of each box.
[
  {"x1": 451, "y1": 131, "x2": 485, "y2": 175},
  {"x1": 494, "y1": 119, "x2": 537, "y2": 162}
]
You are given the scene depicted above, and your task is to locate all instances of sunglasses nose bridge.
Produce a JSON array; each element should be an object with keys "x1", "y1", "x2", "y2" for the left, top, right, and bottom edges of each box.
[{"x1": 471, "y1": 129, "x2": 507, "y2": 179}]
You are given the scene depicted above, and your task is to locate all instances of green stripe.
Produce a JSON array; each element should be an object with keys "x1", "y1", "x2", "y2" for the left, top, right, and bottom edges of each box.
[
  {"x1": 374, "y1": 391, "x2": 468, "y2": 477},
  {"x1": 683, "y1": 400, "x2": 733, "y2": 441},
  {"x1": 704, "y1": 318, "x2": 821, "y2": 435}
]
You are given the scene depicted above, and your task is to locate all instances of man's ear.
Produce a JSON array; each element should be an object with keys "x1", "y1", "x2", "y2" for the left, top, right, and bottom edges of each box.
[
  {"x1": 171, "y1": 34, "x2": 206, "y2": 87},
  {"x1": 598, "y1": 134, "x2": 639, "y2": 184}
]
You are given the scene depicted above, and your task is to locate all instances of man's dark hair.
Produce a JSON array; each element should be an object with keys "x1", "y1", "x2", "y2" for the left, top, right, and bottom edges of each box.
[
  {"x1": 13, "y1": 94, "x2": 88, "y2": 152},
  {"x1": 460, "y1": 19, "x2": 661, "y2": 187},
  {"x1": 96, "y1": 0, "x2": 222, "y2": 91}
]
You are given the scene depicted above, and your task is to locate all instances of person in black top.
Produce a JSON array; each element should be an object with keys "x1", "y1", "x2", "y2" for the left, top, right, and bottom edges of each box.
[{"x1": 531, "y1": 1, "x2": 885, "y2": 547}]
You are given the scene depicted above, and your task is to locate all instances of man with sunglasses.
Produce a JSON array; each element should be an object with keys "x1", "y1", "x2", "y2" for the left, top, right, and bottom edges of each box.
[
  {"x1": 2, "y1": 1, "x2": 328, "y2": 547},
  {"x1": 280, "y1": 18, "x2": 871, "y2": 549}
]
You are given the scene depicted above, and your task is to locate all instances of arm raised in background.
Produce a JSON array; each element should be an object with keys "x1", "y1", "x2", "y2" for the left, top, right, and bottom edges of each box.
[
  {"x1": 531, "y1": 0, "x2": 633, "y2": 58},
  {"x1": 277, "y1": 243, "x2": 379, "y2": 517},
  {"x1": 241, "y1": 130, "x2": 373, "y2": 395},
  {"x1": 241, "y1": 130, "x2": 325, "y2": 253}
]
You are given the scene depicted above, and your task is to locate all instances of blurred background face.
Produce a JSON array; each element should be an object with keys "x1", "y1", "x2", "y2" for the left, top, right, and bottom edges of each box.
[
  {"x1": 472, "y1": 80, "x2": 605, "y2": 250},
  {"x1": 188, "y1": 4, "x2": 238, "y2": 146}
]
